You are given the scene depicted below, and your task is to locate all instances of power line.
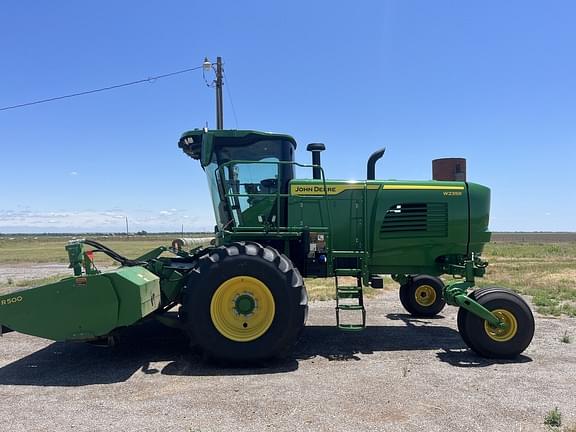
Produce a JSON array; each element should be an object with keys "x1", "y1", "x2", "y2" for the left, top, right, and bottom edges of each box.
[
  {"x1": 222, "y1": 68, "x2": 239, "y2": 129},
  {"x1": 0, "y1": 65, "x2": 204, "y2": 112}
]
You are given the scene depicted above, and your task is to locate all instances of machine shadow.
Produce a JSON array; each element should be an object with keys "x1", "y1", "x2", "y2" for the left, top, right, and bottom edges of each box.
[
  {"x1": 293, "y1": 321, "x2": 465, "y2": 361},
  {"x1": 0, "y1": 321, "x2": 300, "y2": 387},
  {"x1": 435, "y1": 349, "x2": 532, "y2": 367},
  {"x1": 0, "y1": 318, "x2": 530, "y2": 387}
]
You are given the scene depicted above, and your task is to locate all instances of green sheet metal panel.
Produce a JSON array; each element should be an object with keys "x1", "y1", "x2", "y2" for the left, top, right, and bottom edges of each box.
[
  {"x1": 368, "y1": 180, "x2": 469, "y2": 275},
  {"x1": 0, "y1": 266, "x2": 160, "y2": 341},
  {"x1": 467, "y1": 182, "x2": 492, "y2": 253},
  {"x1": 288, "y1": 180, "x2": 368, "y2": 251},
  {"x1": 0, "y1": 276, "x2": 119, "y2": 341},
  {"x1": 102, "y1": 266, "x2": 161, "y2": 327},
  {"x1": 287, "y1": 179, "x2": 481, "y2": 276}
]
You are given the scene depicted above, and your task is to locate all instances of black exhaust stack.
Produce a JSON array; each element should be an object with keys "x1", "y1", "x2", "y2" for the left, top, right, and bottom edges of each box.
[
  {"x1": 367, "y1": 148, "x2": 386, "y2": 180},
  {"x1": 307, "y1": 143, "x2": 325, "y2": 180}
]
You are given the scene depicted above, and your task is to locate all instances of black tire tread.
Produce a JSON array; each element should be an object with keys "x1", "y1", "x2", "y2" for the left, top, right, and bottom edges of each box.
[
  {"x1": 399, "y1": 274, "x2": 446, "y2": 317},
  {"x1": 182, "y1": 241, "x2": 308, "y2": 363},
  {"x1": 458, "y1": 286, "x2": 534, "y2": 358}
]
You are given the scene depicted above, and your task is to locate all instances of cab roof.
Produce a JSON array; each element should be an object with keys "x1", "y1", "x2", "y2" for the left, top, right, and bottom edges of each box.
[{"x1": 179, "y1": 129, "x2": 297, "y2": 148}]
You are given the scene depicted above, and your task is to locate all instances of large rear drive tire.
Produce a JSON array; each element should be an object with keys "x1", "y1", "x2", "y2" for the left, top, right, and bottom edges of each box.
[
  {"x1": 457, "y1": 287, "x2": 535, "y2": 358},
  {"x1": 399, "y1": 275, "x2": 446, "y2": 317},
  {"x1": 181, "y1": 242, "x2": 308, "y2": 363}
]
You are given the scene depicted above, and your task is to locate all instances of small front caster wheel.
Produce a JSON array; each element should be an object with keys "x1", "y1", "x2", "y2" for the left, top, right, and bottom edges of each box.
[
  {"x1": 399, "y1": 275, "x2": 446, "y2": 317},
  {"x1": 457, "y1": 287, "x2": 535, "y2": 358}
]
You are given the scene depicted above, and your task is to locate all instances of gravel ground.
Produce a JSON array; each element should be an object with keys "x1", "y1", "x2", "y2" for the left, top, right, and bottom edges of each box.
[
  {"x1": 0, "y1": 263, "x2": 70, "y2": 285},
  {"x1": 0, "y1": 290, "x2": 574, "y2": 432}
]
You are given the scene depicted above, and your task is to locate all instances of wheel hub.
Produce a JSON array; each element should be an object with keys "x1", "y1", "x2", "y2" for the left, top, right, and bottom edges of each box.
[
  {"x1": 414, "y1": 284, "x2": 437, "y2": 307},
  {"x1": 234, "y1": 293, "x2": 256, "y2": 316},
  {"x1": 210, "y1": 276, "x2": 275, "y2": 342},
  {"x1": 484, "y1": 309, "x2": 518, "y2": 342}
]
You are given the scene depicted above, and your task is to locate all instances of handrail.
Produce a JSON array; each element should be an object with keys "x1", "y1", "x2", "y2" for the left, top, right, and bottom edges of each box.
[{"x1": 214, "y1": 159, "x2": 331, "y2": 235}]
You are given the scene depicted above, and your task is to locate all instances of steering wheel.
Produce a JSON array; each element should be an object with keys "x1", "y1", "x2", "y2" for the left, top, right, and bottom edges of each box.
[{"x1": 260, "y1": 178, "x2": 278, "y2": 189}]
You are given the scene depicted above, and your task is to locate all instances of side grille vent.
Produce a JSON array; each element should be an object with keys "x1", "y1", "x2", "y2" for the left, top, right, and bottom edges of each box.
[{"x1": 380, "y1": 203, "x2": 448, "y2": 238}]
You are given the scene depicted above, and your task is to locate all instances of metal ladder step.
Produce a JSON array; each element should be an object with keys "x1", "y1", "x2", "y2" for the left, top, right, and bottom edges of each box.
[
  {"x1": 332, "y1": 250, "x2": 364, "y2": 257},
  {"x1": 337, "y1": 286, "x2": 362, "y2": 298},
  {"x1": 335, "y1": 273, "x2": 366, "y2": 331},
  {"x1": 338, "y1": 323, "x2": 365, "y2": 332},
  {"x1": 337, "y1": 304, "x2": 364, "y2": 311}
]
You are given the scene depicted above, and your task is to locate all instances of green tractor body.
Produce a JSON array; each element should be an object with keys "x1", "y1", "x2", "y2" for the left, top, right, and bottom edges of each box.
[
  {"x1": 180, "y1": 130, "x2": 491, "y2": 283},
  {"x1": 0, "y1": 129, "x2": 534, "y2": 362}
]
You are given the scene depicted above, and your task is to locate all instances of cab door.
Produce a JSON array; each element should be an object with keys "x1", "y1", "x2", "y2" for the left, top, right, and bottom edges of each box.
[{"x1": 221, "y1": 160, "x2": 281, "y2": 228}]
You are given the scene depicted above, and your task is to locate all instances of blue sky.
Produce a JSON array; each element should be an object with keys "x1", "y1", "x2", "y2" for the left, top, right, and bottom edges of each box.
[{"x1": 0, "y1": 1, "x2": 574, "y2": 233}]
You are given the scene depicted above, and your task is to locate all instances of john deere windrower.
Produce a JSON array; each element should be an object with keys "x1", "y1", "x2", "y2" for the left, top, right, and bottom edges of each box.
[{"x1": 0, "y1": 129, "x2": 535, "y2": 362}]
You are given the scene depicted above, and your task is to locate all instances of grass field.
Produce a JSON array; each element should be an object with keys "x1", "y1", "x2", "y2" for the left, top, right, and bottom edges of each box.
[
  {"x1": 0, "y1": 234, "x2": 574, "y2": 314},
  {"x1": 480, "y1": 242, "x2": 576, "y2": 316},
  {"x1": 0, "y1": 235, "x2": 210, "y2": 265}
]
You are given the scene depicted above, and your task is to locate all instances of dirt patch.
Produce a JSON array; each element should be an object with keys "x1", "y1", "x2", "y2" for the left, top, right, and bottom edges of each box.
[
  {"x1": 538, "y1": 269, "x2": 576, "y2": 284},
  {"x1": 0, "y1": 263, "x2": 70, "y2": 285}
]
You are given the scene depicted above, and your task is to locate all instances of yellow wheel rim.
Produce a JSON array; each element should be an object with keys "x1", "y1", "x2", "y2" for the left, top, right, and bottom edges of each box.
[
  {"x1": 210, "y1": 276, "x2": 275, "y2": 342},
  {"x1": 414, "y1": 284, "x2": 437, "y2": 307},
  {"x1": 484, "y1": 309, "x2": 518, "y2": 342}
]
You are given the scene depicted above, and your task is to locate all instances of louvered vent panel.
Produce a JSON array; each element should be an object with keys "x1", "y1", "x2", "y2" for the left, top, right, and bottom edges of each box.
[{"x1": 380, "y1": 203, "x2": 448, "y2": 238}]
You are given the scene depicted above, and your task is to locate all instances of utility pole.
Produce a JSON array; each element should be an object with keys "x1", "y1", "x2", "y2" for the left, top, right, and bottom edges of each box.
[
  {"x1": 215, "y1": 56, "x2": 224, "y2": 129},
  {"x1": 125, "y1": 216, "x2": 129, "y2": 238},
  {"x1": 203, "y1": 56, "x2": 224, "y2": 129}
]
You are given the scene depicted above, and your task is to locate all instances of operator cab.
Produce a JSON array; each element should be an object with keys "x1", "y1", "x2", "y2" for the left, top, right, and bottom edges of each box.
[{"x1": 179, "y1": 129, "x2": 297, "y2": 230}]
